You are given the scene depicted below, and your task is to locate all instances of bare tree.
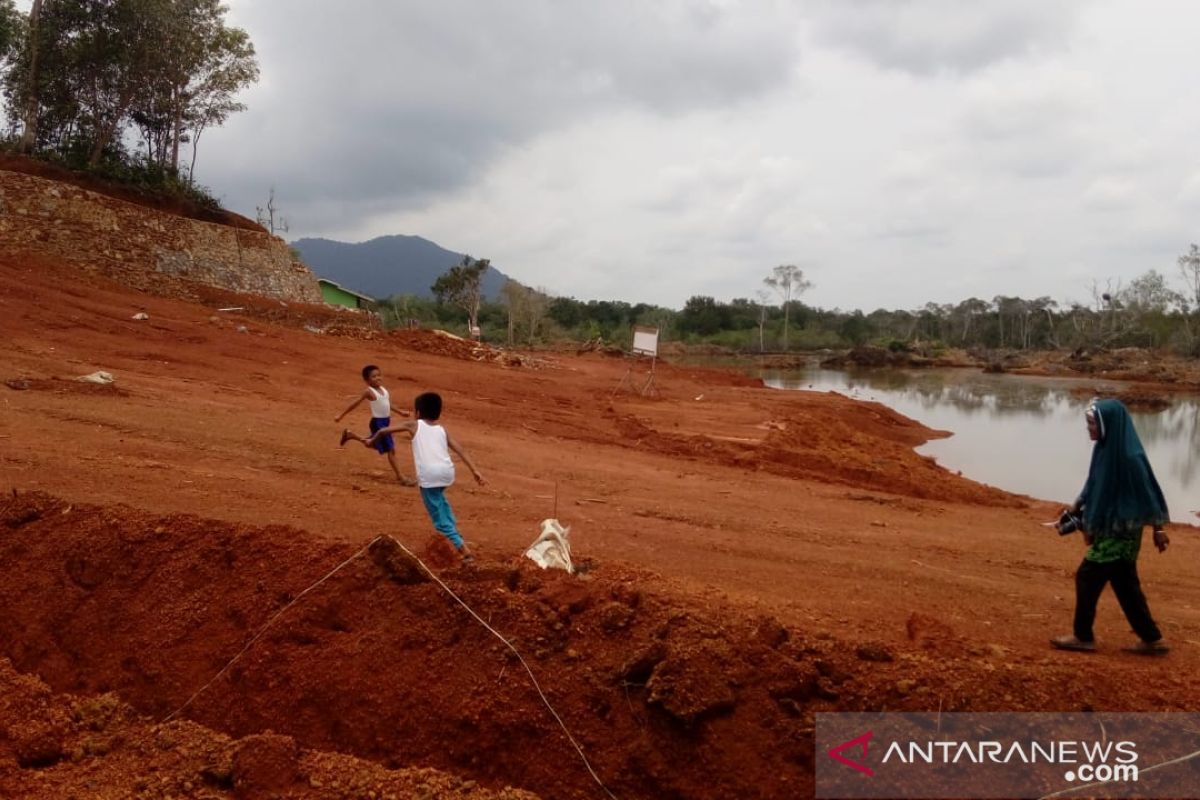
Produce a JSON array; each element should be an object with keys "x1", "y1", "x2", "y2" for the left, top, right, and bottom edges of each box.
[
  {"x1": 255, "y1": 187, "x2": 289, "y2": 236},
  {"x1": 16, "y1": 0, "x2": 42, "y2": 154},
  {"x1": 1179, "y1": 244, "x2": 1200, "y2": 309},
  {"x1": 763, "y1": 264, "x2": 813, "y2": 351},
  {"x1": 755, "y1": 289, "x2": 771, "y2": 352},
  {"x1": 955, "y1": 297, "x2": 989, "y2": 344},
  {"x1": 501, "y1": 279, "x2": 521, "y2": 345}
]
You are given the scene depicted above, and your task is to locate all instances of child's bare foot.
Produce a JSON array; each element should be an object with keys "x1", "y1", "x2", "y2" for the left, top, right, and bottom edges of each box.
[
  {"x1": 399, "y1": 475, "x2": 417, "y2": 487},
  {"x1": 339, "y1": 428, "x2": 352, "y2": 447}
]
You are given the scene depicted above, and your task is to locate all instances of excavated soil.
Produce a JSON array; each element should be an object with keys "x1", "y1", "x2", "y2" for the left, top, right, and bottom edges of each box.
[
  {"x1": 0, "y1": 655, "x2": 539, "y2": 800},
  {"x1": 2, "y1": 252, "x2": 1199, "y2": 798}
]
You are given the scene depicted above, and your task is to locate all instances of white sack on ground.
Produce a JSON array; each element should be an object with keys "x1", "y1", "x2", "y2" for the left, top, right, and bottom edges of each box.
[{"x1": 524, "y1": 519, "x2": 574, "y2": 573}]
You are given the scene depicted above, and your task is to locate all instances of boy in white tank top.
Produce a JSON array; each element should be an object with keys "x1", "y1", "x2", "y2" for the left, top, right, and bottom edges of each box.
[
  {"x1": 336, "y1": 364, "x2": 414, "y2": 486},
  {"x1": 366, "y1": 392, "x2": 485, "y2": 564}
]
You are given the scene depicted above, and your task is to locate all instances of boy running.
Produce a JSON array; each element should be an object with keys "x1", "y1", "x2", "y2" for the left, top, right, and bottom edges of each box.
[
  {"x1": 366, "y1": 392, "x2": 485, "y2": 564},
  {"x1": 336, "y1": 365, "x2": 415, "y2": 486}
]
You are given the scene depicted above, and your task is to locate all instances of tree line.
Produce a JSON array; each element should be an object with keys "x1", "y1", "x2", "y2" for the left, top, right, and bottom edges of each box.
[
  {"x1": 397, "y1": 248, "x2": 1200, "y2": 356},
  {"x1": 0, "y1": 0, "x2": 257, "y2": 205}
]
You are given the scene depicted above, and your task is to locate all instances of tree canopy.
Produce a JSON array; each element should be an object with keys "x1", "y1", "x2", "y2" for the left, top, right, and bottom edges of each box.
[
  {"x1": 2, "y1": 0, "x2": 257, "y2": 193},
  {"x1": 432, "y1": 256, "x2": 490, "y2": 334},
  {"x1": 405, "y1": 248, "x2": 1200, "y2": 358}
]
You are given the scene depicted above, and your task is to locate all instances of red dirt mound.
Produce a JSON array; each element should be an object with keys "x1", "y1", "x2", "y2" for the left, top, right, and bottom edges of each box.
[
  {"x1": 2, "y1": 492, "x2": 1195, "y2": 800},
  {"x1": 190, "y1": 283, "x2": 379, "y2": 333},
  {"x1": 0, "y1": 492, "x2": 817, "y2": 799},
  {"x1": 0, "y1": 658, "x2": 539, "y2": 800},
  {"x1": 388, "y1": 329, "x2": 555, "y2": 368},
  {"x1": 609, "y1": 402, "x2": 1018, "y2": 505}
]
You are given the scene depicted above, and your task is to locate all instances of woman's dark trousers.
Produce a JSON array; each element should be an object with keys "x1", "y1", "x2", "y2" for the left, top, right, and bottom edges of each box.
[{"x1": 1074, "y1": 558, "x2": 1162, "y2": 643}]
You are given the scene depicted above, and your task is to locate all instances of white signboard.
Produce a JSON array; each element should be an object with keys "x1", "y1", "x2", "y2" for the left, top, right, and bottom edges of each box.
[{"x1": 632, "y1": 326, "x2": 659, "y2": 357}]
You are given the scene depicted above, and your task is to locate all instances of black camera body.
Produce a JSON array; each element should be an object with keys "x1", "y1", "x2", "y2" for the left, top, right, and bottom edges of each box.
[{"x1": 1055, "y1": 509, "x2": 1084, "y2": 536}]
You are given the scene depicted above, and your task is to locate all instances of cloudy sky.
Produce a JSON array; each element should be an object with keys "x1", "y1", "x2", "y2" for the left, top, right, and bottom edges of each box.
[{"x1": 99, "y1": 2, "x2": 1200, "y2": 308}]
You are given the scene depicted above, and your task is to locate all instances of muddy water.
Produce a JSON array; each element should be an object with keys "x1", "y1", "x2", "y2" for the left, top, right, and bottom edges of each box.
[{"x1": 764, "y1": 368, "x2": 1200, "y2": 521}]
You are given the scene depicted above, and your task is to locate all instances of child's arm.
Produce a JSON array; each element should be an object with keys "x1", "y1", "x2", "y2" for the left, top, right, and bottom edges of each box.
[
  {"x1": 446, "y1": 434, "x2": 486, "y2": 485},
  {"x1": 388, "y1": 402, "x2": 412, "y2": 418},
  {"x1": 334, "y1": 390, "x2": 370, "y2": 423},
  {"x1": 365, "y1": 420, "x2": 418, "y2": 443}
]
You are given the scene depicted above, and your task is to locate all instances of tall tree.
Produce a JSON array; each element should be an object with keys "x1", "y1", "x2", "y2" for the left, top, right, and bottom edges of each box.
[
  {"x1": 501, "y1": 278, "x2": 549, "y2": 346},
  {"x1": 1122, "y1": 270, "x2": 1179, "y2": 314},
  {"x1": 955, "y1": 297, "x2": 989, "y2": 344},
  {"x1": 183, "y1": 22, "x2": 256, "y2": 180},
  {"x1": 14, "y1": 0, "x2": 40, "y2": 154},
  {"x1": 137, "y1": 0, "x2": 257, "y2": 175},
  {"x1": 763, "y1": 264, "x2": 812, "y2": 351},
  {"x1": 432, "y1": 256, "x2": 490, "y2": 335},
  {"x1": 755, "y1": 289, "x2": 771, "y2": 352},
  {"x1": 1179, "y1": 244, "x2": 1200, "y2": 311},
  {"x1": 0, "y1": 0, "x2": 21, "y2": 77},
  {"x1": 4, "y1": 0, "x2": 256, "y2": 177}
]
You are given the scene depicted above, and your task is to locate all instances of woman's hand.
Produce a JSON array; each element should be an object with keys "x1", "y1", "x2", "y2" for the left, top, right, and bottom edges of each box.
[{"x1": 1153, "y1": 529, "x2": 1170, "y2": 553}]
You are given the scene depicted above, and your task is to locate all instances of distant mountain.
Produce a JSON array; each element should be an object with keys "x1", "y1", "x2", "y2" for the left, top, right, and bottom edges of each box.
[{"x1": 290, "y1": 234, "x2": 510, "y2": 300}]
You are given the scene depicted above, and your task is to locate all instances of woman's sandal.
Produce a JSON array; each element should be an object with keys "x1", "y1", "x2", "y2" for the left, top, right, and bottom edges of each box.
[
  {"x1": 1122, "y1": 640, "x2": 1169, "y2": 656},
  {"x1": 1050, "y1": 635, "x2": 1096, "y2": 652}
]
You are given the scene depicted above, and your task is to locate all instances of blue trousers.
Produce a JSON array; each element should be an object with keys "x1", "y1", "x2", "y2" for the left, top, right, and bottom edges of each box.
[{"x1": 419, "y1": 487, "x2": 463, "y2": 549}]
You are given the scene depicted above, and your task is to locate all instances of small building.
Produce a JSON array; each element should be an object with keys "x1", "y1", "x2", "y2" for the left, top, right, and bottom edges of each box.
[{"x1": 318, "y1": 278, "x2": 376, "y2": 310}]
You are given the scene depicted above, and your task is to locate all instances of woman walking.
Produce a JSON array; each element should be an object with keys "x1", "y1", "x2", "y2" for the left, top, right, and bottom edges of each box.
[{"x1": 1051, "y1": 399, "x2": 1171, "y2": 655}]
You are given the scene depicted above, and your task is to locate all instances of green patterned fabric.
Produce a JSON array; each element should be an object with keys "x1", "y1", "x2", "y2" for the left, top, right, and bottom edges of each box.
[
  {"x1": 1085, "y1": 527, "x2": 1143, "y2": 564},
  {"x1": 1077, "y1": 399, "x2": 1167, "y2": 564}
]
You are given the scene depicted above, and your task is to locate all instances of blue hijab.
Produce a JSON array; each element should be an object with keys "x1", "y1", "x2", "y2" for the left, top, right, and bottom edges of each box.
[{"x1": 1078, "y1": 398, "x2": 1169, "y2": 536}]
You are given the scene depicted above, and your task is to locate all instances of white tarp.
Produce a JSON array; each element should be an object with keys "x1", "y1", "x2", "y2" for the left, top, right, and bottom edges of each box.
[{"x1": 524, "y1": 519, "x2": 574, "y2": 573}]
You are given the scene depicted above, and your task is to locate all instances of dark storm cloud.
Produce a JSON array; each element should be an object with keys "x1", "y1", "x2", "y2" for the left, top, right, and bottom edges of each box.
[{"x1": 203, "y1": 0, "x2": 804, "y2": 231}]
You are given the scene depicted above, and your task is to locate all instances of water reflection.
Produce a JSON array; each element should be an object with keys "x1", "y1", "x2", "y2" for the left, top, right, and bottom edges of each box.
[{"x1": 763, "y1": 368, "x2": 1200, "y2": 520}]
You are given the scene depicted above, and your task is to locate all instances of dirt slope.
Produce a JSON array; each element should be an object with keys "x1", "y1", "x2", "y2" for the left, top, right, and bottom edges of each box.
[{"x1": 1, "y1": 252, "x2": 1199, "y2": 798}]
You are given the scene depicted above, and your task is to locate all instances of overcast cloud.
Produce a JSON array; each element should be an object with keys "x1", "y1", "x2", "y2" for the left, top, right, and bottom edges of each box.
[{"x1": 182, "y1": 1, "x2": 1200, "y2": 309}]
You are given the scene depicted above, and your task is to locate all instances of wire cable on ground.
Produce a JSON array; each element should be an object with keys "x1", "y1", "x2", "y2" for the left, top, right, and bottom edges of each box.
[
  {"x1": 160, "y1": 534, "x2": 618, "y2": 800},
  {"x1": 162, "y1": 537, "x2": 379, "y2": 724},
  {"x1": 383, "y1": 535, "x2": 618, "y2": 800}
]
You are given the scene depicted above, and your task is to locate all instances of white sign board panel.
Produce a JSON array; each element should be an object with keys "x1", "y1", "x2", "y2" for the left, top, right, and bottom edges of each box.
[{"x1": 632, "y1": 326, "x2": 659, "y2": 356}]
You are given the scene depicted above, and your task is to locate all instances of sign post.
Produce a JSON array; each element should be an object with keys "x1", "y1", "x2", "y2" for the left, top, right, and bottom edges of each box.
[{"x1": 613, "y1": 325, "x2": 660, "y2": 397}]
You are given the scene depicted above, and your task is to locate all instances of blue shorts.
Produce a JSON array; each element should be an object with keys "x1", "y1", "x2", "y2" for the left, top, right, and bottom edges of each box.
[{"x1": 369, "y1": 417, "x2": 394, "y2": 454}]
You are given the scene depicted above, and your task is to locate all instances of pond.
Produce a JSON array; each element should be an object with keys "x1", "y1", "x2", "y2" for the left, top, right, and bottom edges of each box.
[{"x1": 763, "y1": 368, "x2": 1200, "y2": 521}]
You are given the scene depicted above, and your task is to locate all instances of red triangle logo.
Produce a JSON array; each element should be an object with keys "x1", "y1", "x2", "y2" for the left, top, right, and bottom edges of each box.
[{"x1": 828, "y1": 731, "x2": 875, "y2": 776}]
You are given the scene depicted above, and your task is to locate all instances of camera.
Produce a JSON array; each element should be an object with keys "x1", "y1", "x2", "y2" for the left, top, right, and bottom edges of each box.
[{"x1": 1055, "y1": 509, "x2": 1084, "y2": 536}]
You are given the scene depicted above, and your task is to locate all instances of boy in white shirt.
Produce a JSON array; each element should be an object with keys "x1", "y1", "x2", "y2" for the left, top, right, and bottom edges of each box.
[
  {"x1": 367, "y1": 392, "x2": 485, "y2": 564},
  {"x1": 336, "y1": 364, "x2": 414, "y2": 486}
]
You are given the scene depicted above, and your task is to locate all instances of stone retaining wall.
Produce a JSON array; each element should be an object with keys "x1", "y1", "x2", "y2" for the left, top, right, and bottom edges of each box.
[{"x1": 0, "y1": 169, "x2": 322, "y2": 303}]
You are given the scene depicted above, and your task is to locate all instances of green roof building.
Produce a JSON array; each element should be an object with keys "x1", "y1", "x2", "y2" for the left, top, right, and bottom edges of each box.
[{"x1": 318, "y1": 279, "x2": 376, "y2": 310}]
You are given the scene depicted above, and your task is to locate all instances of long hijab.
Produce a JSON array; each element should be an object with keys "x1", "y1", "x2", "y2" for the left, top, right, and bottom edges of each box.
[{"x1": 1078, "y1": 398, "x2": 1169, "y2": 536}]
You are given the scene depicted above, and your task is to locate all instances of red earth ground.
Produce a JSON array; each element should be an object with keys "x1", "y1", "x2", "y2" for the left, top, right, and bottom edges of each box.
[{"x1": 1, "y1": 252, "x2": 1199, "y2": 798}]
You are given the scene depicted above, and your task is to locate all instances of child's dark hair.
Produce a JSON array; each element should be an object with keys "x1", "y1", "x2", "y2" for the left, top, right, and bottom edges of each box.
[
  {"x1": 414, "y1": 392, "x2": 442, "y2": 421},
  {"x1": 361, "y1": 364, "x2": 380, "y2": 381}
]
